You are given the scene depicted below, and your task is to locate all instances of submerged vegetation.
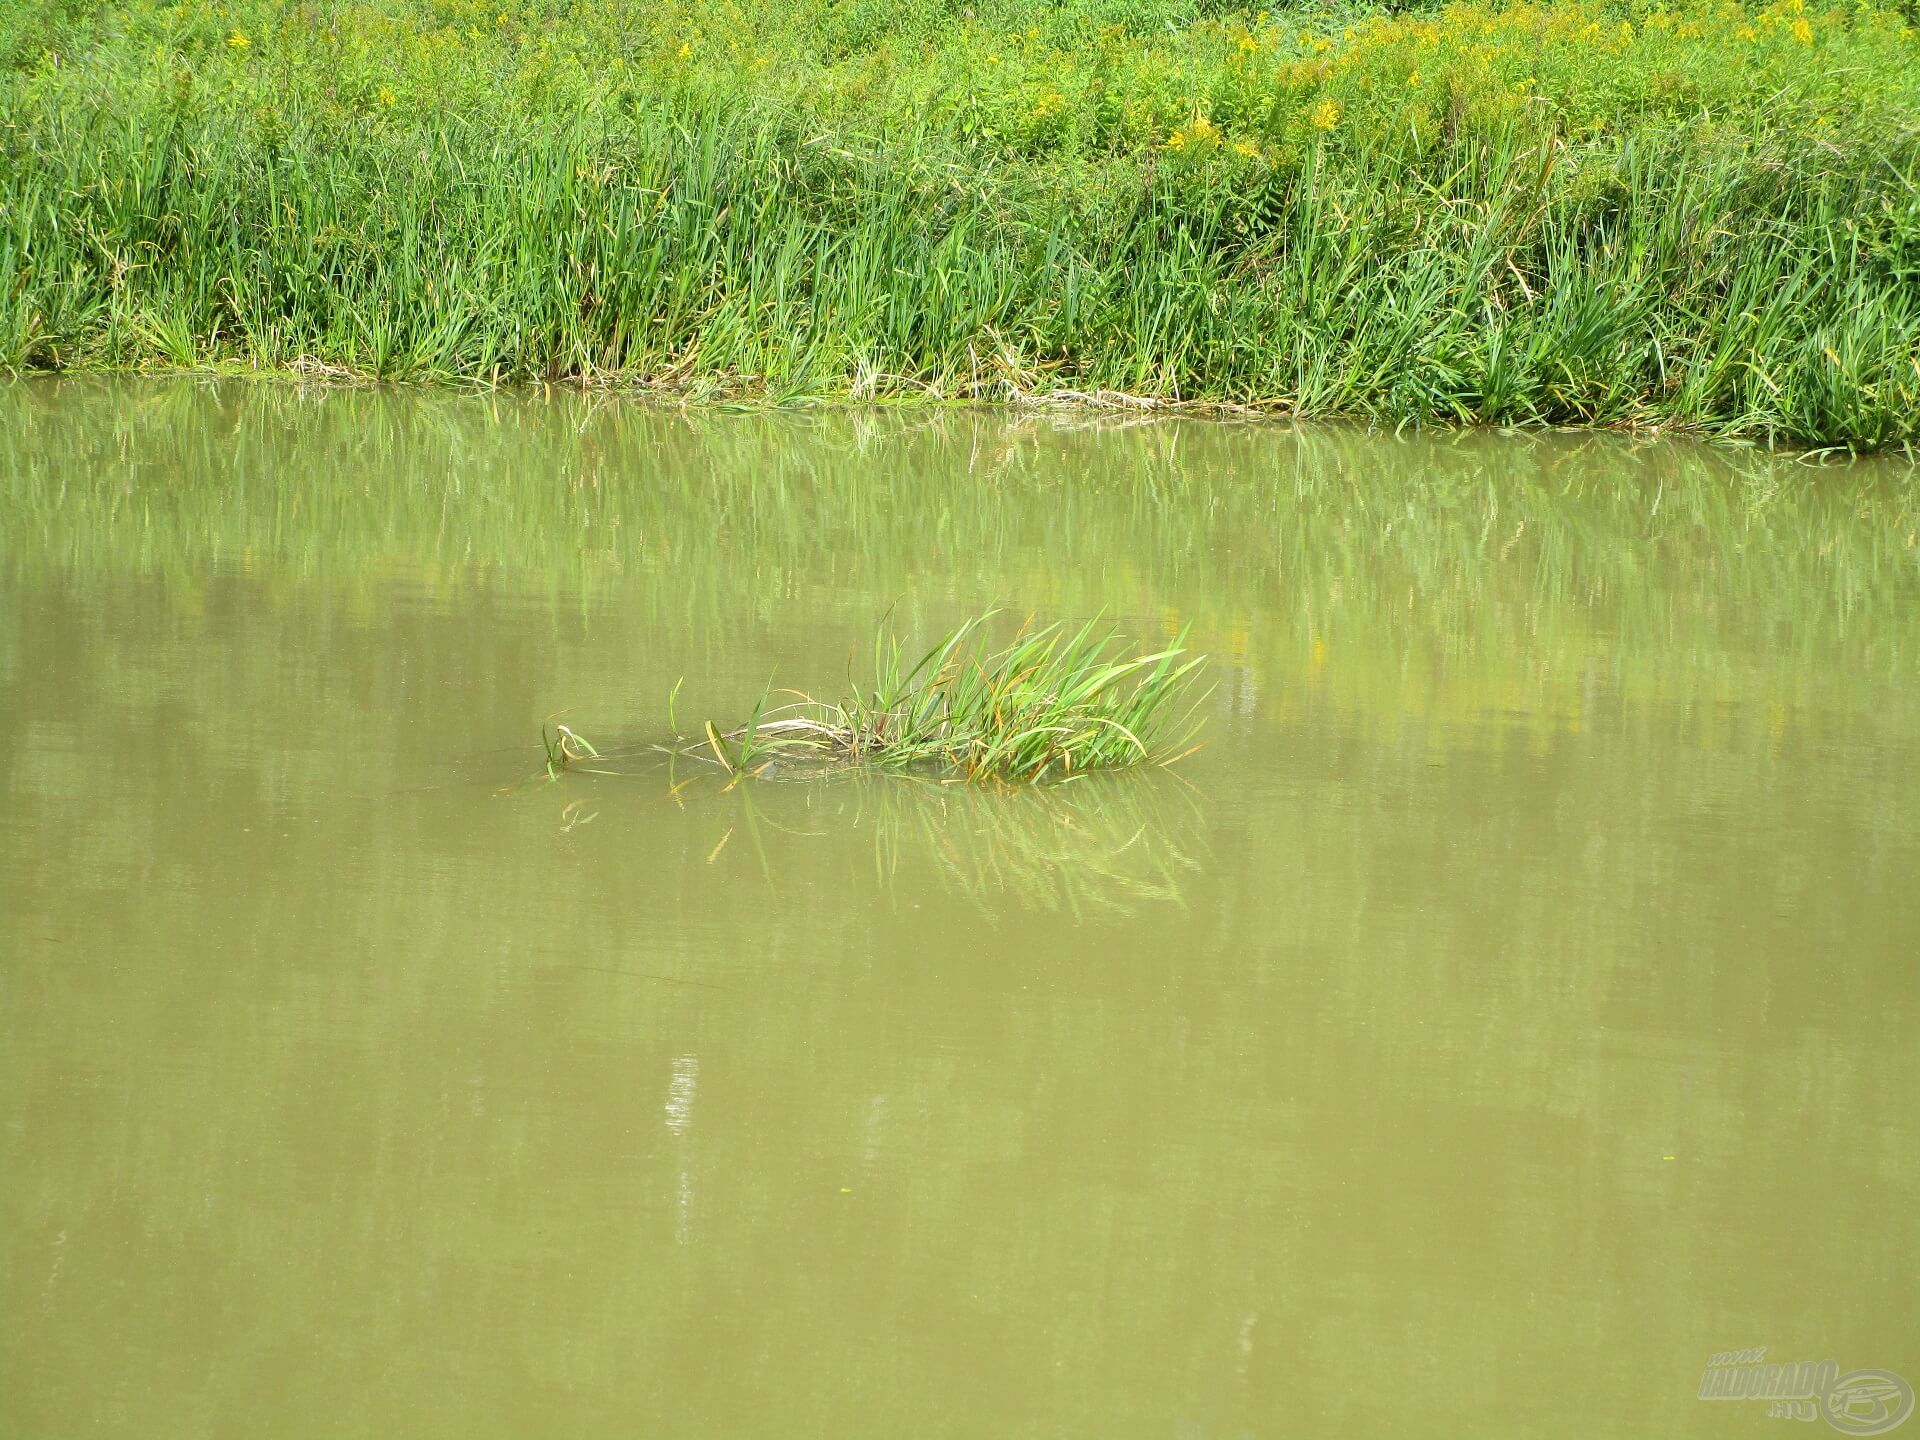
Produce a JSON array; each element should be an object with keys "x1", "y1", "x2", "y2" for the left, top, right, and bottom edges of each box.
[{"x1": 3, "y1": 0, "x2": 1919, "y2": 446}]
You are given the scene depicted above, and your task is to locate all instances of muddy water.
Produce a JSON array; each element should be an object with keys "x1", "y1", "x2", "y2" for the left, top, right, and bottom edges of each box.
[{"x1": 2, "y1": 381, "x2": 1916, "y2": 1437}]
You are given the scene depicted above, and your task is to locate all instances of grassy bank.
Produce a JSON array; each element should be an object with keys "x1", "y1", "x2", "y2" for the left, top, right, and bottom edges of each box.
[{"x1": 3, "y1": 0, "x2": 1918, "y2": 447}]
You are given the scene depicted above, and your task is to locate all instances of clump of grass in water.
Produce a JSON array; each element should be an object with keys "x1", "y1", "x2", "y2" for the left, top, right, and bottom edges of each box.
[
  {"x1": 541, "y1": 722, "x2": 600, "y2": 779},
  {"x1": 698, "y1": 614, "x2": 1209, "y2": 783}
]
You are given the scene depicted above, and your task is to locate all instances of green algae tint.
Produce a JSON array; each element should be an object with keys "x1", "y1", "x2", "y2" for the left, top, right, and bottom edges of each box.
[{"x1": 2, "y1": 380, "x2": 1917, "y2": 1438}]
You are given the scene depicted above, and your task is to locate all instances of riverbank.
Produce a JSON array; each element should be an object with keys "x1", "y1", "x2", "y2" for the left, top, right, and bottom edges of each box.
[{"x1": 3, "y1": 0, "x2": 1917, "y2": 448}]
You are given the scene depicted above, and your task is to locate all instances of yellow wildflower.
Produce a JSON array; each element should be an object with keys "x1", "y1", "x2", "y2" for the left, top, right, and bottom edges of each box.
[
  {"x1": 1163, "y1": 128, "x2": 1187, "y2": 150},
  {"x1": 1311, "y1": 98, "x2": 1340, "y2": 130},
  {"x1": 226, "y1": 29, "x2": 249, "y2": 48},
  {"x1": 1791, "y1": 16, "x2": 1813, "y2": 41},
  {"x1": 1735, "y1": 23, "x2": 1758, "y2": 39},
  {"x1": 1233, "y1": 139, "x2": 1260, "y2": 157},
  {"x1": 1238, "y1": 33, "x2": 1258, "y2": 52},
  {"x1": 377, "y1": 85, "x2": 396, "y2": 106},
  {"x1": 676, "y1": 41, "x2": 691, "y2": 57},
  {"x1": 1406, "y1": 68, "x2": 1421, "y2": 86}
]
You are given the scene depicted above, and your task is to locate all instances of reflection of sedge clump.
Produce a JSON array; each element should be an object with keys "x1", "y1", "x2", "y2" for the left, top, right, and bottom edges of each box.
[
  {"x1": 848, "y1": 767, "x2": 1207, "y2": 918},
  {"x1": 685, "y1": 613, "x2": 1210, "y2": 785}
]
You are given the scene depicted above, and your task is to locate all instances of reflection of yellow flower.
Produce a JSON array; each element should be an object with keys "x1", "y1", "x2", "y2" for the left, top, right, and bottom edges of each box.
[
  {"x1": 1311, "y1": 99, "x2": 1339, "y2": 130},
  {"x1": 226, "y1": 29, "x2": 250, "y2": 48}
]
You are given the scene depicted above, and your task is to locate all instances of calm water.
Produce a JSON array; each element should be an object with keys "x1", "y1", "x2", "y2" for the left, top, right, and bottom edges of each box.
[{"x1": 3, "y1": 380, "x2": 1917, "y2": 1437}]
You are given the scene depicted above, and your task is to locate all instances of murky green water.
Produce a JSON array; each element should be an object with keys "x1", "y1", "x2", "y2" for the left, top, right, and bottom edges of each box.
[{"x1": 3, "y1": 380, "x2": 1917, "y2": 1437}]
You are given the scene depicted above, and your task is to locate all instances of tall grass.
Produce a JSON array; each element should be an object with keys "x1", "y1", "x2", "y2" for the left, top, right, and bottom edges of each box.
[{"x1": 2, "y1": 0, "x2": 1918, "y2": 447}]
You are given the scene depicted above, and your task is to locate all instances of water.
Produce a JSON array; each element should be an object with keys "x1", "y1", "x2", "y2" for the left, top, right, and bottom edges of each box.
[{"x1": 3, "y1": 380, "x2": 1916, "y2": 1437}]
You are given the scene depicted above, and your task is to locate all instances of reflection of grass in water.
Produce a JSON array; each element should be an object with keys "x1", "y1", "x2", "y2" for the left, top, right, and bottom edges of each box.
[
  {"x1": 845, "y1": 770, "x2": 1207, "y2": 920},
  {"x1": 694, "y1": 766, "x2": 1208, "y2": 920},
  {"x1": 7, "y1": 383, "x2": 1911, "y2": 624}
]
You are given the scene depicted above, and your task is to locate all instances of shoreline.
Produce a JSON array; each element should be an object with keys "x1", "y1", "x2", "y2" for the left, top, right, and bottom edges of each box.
[
  {"x1": 7, "y1": 2, "x2": 1918, "y2": 452},
  {"x1": 9, "y1": 367, "x2": 1911, "y2": 458}
]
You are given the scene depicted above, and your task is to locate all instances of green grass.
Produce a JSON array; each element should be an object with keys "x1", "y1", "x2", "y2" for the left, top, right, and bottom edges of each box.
[
  {"x1": 690, "y1": 615, "x2": 1210, "y2": 782},
  {"x1": 2, "y1": 0, "x2": 1918, "y2": 447}
]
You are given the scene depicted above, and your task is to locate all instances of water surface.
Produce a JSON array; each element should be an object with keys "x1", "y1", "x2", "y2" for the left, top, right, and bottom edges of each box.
[{"x1": 3, "y1": 381, "x2": 1917, "y2": 1437}]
